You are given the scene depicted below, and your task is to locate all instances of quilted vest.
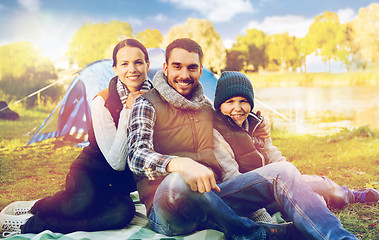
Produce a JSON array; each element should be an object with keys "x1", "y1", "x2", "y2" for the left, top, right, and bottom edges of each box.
[
  {"x1": 72, "y1": 76, "x2": 136, "y2": 193},
  {"x1": 138, "y1": 89, "x2": 222, "y2": 214},
  {"x1": 213, "y1": 111, "x2": 266, "y2": 173}
]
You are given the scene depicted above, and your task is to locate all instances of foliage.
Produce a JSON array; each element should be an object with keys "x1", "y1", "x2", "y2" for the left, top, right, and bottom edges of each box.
[
  {"x1": 67, "y1": 20, "x2": 134, "y2": 68},
  {"x1": 348, "y1": 3, "x2": 379, "y2": 67},
  {"x1": 225, "y1": 50, "x2": 245, "y2": 71},
  {"x1": 266, "y1": 33, "x2": 300, "y2": 71},
  {"x1": 229, "y1": 3, "x2": 379, "y2": 73},
  {"x1": 0, "y1": 42, "x2": 60, "y2": 106},
  {"x1": 327, "y1": 126, "x2": 379, "y2": 143},
  {"x1": 137, "y1": 29, "x2": 163, "y2": 48},
  {"x1": 161, "y1": 18, "x2": 226, "y2": 74},
  {"x1": 303, "y1": 12, "x2": 348, "y2": 72},
  {"x1": 232, "y1": 29, "x2": 268, "y2": 72}
]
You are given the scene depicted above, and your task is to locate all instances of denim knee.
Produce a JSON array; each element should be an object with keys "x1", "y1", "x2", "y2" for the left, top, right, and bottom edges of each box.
[{"x1": 157, "y1": 173, "x2": 193, "y2": 200}]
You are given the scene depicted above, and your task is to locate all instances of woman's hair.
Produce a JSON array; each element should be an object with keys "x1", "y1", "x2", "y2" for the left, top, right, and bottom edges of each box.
[
  {"x1": 112, "y1": 39, "x2": 149, "y2": 67},
  {"x1": 165, "y1": 38, "x2": 203, "y2": 66}
]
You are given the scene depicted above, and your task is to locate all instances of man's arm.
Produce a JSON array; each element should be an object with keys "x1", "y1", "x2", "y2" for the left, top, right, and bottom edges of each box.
[
  {"x1": 127, "y1": 97, "x2": 175, "y2": 179},
  {"x1": 167, "y1": 157, "x2": 220, "y2": 193},
  {"x1": 127, "y1": 96, "x2": 220, "y2": 193}
]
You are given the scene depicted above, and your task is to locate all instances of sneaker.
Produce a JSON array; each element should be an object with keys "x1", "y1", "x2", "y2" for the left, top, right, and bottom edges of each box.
[
  {"x1": 352, "y1": 188, "x2": 379, "y2": 203},
  {"x1": 259, "y1": 222, "x2": 293, "y2": 240},
  {"x1": 250, "y1": 208, "x2": 275, "y2": 223},
  {"x1": 0, "y1": 213, "x2": 32, "y2": 237},
  {"x1": 1, "y1": 200, "x2": 38, "y2": 215}
]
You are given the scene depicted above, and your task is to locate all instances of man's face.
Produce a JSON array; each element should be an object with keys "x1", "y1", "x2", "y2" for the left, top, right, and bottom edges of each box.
[{"x1": 163, "y1": 48, "x2": 202, "y2": 99}]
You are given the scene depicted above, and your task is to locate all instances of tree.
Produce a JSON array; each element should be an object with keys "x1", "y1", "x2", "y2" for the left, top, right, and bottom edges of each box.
[
  {"x1": 162, "y1": 18, "x2": 226, "y2": 74},
  {"x1": 0, "y1": 42, "x2": 60, "y2": 105},
  {"x1": 304, "y1": 12, "x2": 348, "y2": 73},
  {"x1": 68, "y1": 21, "x2": 134, "y2": 68},
  {"x1": 225, "y1": 50, "x2": 244, "y2": 71},
  {"x1": 232, "y1": 29, "x2": 268, "y2": 72},
  {"x1": 266, "y1": 33, "x2": 300, "y2": 71},
  {"x1": 137, "y1": 29, "x2": 162, "y2": 48},
  {"x1": 348, "y1": 3, "x2": 379, "y2": 68}
]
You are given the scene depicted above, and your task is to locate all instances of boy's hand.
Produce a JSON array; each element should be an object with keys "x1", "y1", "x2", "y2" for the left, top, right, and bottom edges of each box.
[{"x1": 255, "y1": 110, "x2": 271, "y2": 139}]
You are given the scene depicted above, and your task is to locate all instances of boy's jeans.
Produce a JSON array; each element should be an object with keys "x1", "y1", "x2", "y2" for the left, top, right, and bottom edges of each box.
[
  {"x1": 303, "y1": 175, "x2": 354, "y2": 209},
  {"x1": 149, "y1": 162, "x2": 357, "y2": 240}
]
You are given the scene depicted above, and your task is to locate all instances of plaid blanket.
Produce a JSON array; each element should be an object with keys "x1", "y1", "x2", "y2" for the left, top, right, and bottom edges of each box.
[{"x1": 5, "y1": 192, "x2": 225, "y2": 240}]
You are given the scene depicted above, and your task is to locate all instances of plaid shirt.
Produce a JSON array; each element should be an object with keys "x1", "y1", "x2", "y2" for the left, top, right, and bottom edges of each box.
[{"x1": 127, "y1": 96, "x2": 176, "y2": 180}]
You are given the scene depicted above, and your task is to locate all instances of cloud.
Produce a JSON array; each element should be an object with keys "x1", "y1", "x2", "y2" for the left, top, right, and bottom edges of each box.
[
  {"x1": 337, "y1": 8, "x2": 356, "y2": 24},
  {"x1": 160, "y1": 0, "x2": 254, "y2": 22},
  {"x1": 150, "y1": 13, "x2": 169, "y2": 22},
  {"x1": 243, "y1": 15, "x2": 313, "y2": 38},
  {"x1": 127, "y1": 17, "x2": 143, "y2": 26},
  {"x1": 17, "y1": 0, "x2": 40, "y2": 12}
]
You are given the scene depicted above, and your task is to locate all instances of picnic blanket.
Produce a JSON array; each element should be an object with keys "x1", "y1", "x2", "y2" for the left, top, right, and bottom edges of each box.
[{"x1": 4, "y1": 192, "x2": 225, "y2": 240}]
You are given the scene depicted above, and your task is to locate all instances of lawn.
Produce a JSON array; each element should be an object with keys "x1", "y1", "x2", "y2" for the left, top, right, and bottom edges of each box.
[{"x1": 0, "y1": 104, "x2": 378, "y2": 239}]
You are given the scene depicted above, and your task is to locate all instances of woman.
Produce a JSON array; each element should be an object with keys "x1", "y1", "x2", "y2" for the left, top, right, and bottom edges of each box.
[
  {"x1": 213, "y1": 71, "x2": 378, "y2": 211},
  {"x1": 0, "y1": 39, "x2": 152, "y2": 237}
]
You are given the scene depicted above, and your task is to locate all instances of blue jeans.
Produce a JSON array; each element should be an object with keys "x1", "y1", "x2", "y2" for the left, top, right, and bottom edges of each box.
[
  {"x1": 149, "y1": 162, "x2": 357, "y2": 240},
  {"x1": 303, "y1": 175, "x2": 354, "y2": 209}
]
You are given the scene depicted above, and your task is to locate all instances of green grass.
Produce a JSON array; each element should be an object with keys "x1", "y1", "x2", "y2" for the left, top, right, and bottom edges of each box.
[{"x1": 0, "y1": 104, "x2": 378, "y2": 239}]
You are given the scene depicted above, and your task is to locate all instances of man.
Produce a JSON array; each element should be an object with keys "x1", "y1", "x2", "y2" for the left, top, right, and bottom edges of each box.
[{"x1": 127, "y1": 38, "x2": 358, "y2": 239}]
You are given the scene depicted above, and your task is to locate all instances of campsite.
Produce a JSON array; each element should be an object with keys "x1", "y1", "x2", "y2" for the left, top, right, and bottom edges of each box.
[
  {"x1": 0, "y1": 60, "x2": 378, "y2": 238},
  {"x1": 1, "y1": 1, "x2": 379, "y2": 239}
]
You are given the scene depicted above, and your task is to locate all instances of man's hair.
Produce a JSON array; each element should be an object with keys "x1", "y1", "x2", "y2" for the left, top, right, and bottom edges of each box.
[
  {"x1": 112, "y1": 38, "x2": 149, "y2": 67},
  {"x1": 165, "y1": 38, "x2": 203, "y2": 66}
]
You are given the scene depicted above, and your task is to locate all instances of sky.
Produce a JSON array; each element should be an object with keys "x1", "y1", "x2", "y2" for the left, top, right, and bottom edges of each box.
[{"x1": 0, "y1": 0, "x2": 378, "y2": 62}]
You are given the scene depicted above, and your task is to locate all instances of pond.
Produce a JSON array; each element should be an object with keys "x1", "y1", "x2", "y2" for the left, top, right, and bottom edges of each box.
[{"x1": 254, "y1": 86, "x2": 379, "y2": 135}]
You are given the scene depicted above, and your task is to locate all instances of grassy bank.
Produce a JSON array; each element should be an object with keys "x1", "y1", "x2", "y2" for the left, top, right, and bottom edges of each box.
[
  {"x1": 247, "y1": 70, "x2": 379, "y2": 88},
  {"x1": 0, "y1": 105, "x2": 378, "y2": 239}
]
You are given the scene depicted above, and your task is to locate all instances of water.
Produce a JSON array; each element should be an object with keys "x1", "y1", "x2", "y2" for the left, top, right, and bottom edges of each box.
[{"x1": 254, "y1": 86, "x2": 379, "y2": 135}]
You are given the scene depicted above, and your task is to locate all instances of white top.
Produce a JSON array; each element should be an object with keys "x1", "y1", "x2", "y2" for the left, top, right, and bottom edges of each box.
[{"x1": 91, "y1": 95, "x2": 131, "y2": 171}]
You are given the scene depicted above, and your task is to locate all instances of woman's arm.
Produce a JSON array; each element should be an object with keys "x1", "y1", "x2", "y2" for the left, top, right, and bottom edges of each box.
[{"x1": 91, "y1": 96, "x2": 129, "y2": 171}]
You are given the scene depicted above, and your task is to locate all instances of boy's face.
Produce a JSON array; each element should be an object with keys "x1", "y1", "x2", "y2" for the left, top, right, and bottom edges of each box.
[
  {"x1": 163, "y1": 48, "x2": 202, "y2": 99},
  {"x1": 220, "y1": 96, "x2": 251, "y2": 127}
]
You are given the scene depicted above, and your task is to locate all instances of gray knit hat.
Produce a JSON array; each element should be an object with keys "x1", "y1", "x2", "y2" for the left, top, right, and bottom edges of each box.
[{"x1": 214, "y1": 71, "x2": 254, "y2": 111}]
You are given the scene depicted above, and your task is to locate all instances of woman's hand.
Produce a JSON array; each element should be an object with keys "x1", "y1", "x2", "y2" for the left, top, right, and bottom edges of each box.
[{"x1": 125, "y1": 90, "x2": 147, "y2": 109}]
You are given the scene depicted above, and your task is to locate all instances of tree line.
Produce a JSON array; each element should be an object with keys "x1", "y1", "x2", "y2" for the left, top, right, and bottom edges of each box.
[{"x1": 0, "y1": 3, "x2": 378, "y2": 106}]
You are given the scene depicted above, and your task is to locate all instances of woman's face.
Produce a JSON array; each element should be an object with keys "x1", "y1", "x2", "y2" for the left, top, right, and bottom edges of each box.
[
  {"x1": 113, "y1": 46, "x2": 150, "y2": 93},
  {"x1": 220, "y1": 96, "x2": 251, "y2": 127}
]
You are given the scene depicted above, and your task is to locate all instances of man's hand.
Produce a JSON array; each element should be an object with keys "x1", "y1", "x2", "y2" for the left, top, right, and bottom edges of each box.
[
  {"x1": 125, "y1": 91, "x2": 147, "y2": 109},
  {"x1": 254, "y1": 110, "x2": 271, "y2": 139},
  {"x1": 167, "y1": 157, "x2": 220, "y2": 193}
]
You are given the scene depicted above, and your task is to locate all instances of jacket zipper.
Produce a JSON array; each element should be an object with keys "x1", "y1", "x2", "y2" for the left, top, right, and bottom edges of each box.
[{"x1": 188, "y1": 111, "x2": 198, "y2": 152}]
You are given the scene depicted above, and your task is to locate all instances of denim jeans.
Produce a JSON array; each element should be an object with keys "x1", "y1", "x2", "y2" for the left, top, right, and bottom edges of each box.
[
  {"x1": 149, "y1": 162, "x2": 357, "y2": 240},
  {"x1": 23, "y1": 166, "x2": 135, "y2": 234},
  {"x1": 303, "y1": 175, "x2": 354, "y2": 209}
]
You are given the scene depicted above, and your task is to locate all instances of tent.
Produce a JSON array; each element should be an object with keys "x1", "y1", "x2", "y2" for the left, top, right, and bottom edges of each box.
[
  {"x1": 0, "y1": 101, "x2": 19, "y2": 121},
  {"x1": 27, "y1": 48, "x2": 218, "y2": 145}
]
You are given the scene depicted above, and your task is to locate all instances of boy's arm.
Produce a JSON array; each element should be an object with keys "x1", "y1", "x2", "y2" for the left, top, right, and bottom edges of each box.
[{"x1": 253, "y1": 110, "x2": 270, "y2": 139}]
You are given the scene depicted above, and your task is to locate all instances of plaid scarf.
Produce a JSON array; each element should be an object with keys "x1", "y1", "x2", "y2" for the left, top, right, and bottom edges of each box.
[{"x1": 116, "y1": 77, "x2": 153, "y2": 105}]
